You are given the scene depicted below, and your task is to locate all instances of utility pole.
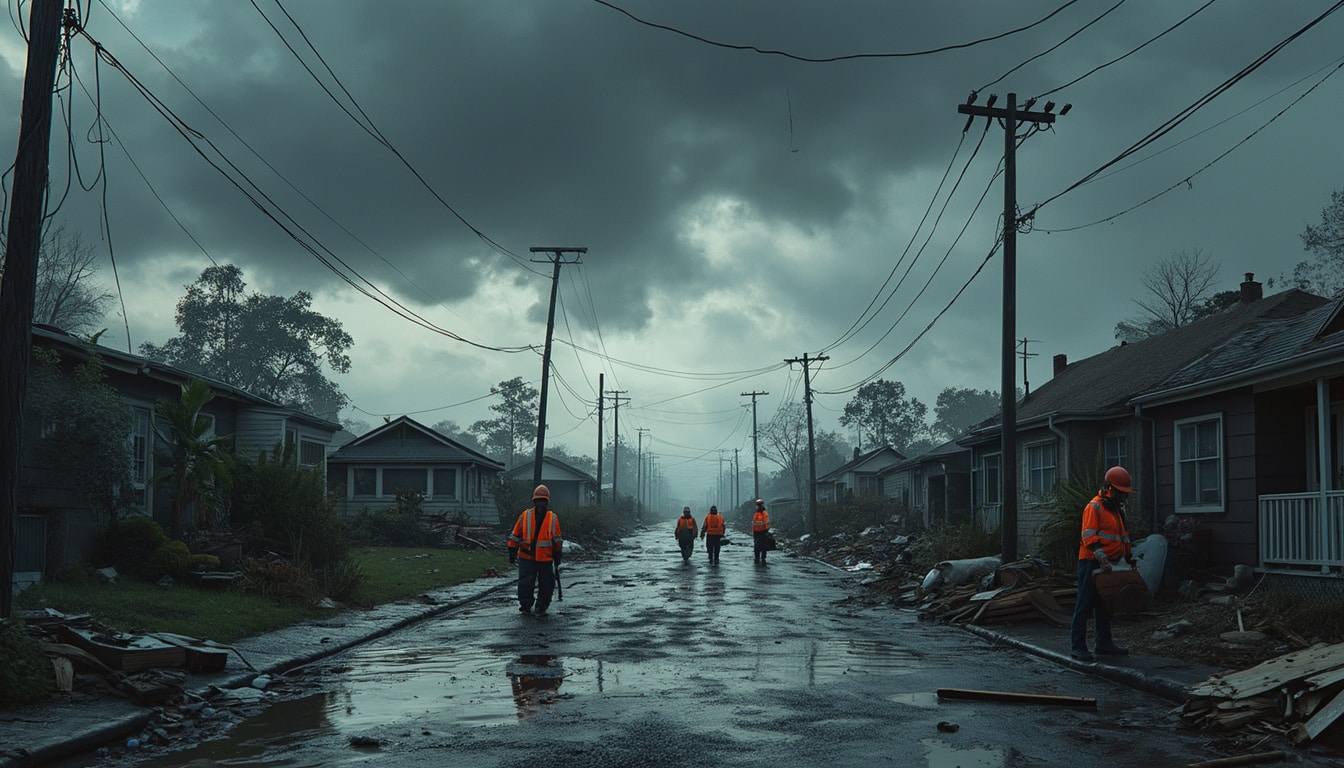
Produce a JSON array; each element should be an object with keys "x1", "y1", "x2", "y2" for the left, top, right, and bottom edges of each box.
[
  {"x1": 958, "y1": 92, "x2": 1064, "y2": 562},
  {"x1": 596, "y1": 373, "x2": 604, "y2": 509},
  {"x1": 607, "y1": 390, "x2": 628, "y2": 509},
  {"x1": 1018, "y1": 337, "x2": 1040, "y2": 396},
  {"x1": 527, "y1": 246, "x2": 586, "y2": 489},
  {"x1": 733, "y1": 448, "x2": 740, "y2": 510},
  {"x1": 741, "y1": 390, "x2": 768, "y2": 502},
  {"x1": 1, "y1": 0, "x2": 63, "y2": 619},
  {"x1": 784, "y1": 354, "x2": 827, "y2": 536},
  {"x1": 636, "y1": 427, "x2": 649, "y2": 517}
]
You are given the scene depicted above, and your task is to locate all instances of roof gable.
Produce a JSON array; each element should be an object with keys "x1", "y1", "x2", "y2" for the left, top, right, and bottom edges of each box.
[
  {"x1": 329, "y1": 416, "x2": 503, "y2": 468},
  {"x1": 818, "y1": 445, "x2": 906, "y2": 481}
]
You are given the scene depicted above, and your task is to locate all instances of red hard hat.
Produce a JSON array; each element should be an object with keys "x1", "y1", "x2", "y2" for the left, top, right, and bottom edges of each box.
[
  {"x1": 1104, "y1": 466, "x2": 1133, "y2": 493},
  {"x1": 533, "y1": 484, "x2": 551, "y2": 501}
]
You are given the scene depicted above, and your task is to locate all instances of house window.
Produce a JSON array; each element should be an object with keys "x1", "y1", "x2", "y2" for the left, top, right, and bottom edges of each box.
[
  {"x1": 1104, "y1": 433, "x2": 1127, "y2": 471},
  {"x1": 1176, "y1": 414, "x2": 1223, "y2": 512},
  {"x1": 285, "y1": 427, "x2": 298, "y2": 449},
  {"x1": 353, "y1": 468, "x2": 376, "y2": 496},
  {"x1": 382, "y1": 468, "x2": 428, "y2": 496},
  {"x1": 130, "y1": 407, "x2": 151, "y2": 488},
  {"x1": 857, "y1": 475, "x2": 880, "y2": 496},
  {"x1": 299, "y1": 439, "x2": 325, "y2": 468},
  {"x1": 981, "y1": 454, "x2": 1001, "y2": 506},
  {"x1": 432, "y1": 468, "x2": 457, "y2": 498},
  {"x1": 1027, "y1": 442, "x2": 1056, "y2": 495}
]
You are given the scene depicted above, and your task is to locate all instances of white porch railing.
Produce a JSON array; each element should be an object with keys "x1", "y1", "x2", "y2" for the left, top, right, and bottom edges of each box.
[{"x1": 1259, "y1": 492, "x2": 1344, "y2": 571}]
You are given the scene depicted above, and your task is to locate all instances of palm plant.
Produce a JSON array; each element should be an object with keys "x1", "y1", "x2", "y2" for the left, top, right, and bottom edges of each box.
[{"x1": 153, "y1": 379, "x2": 234, "y2": 537}]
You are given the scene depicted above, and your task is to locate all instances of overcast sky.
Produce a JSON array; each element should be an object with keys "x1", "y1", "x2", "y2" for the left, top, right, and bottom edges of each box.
[{"x1": 3, "y1": 1, "x2": 1343, "y2": 506}]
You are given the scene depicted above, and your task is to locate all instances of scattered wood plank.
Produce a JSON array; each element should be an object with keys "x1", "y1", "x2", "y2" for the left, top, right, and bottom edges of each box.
[{"x1": 936, "y1": 687, "x2": 1097, "y2": 708}]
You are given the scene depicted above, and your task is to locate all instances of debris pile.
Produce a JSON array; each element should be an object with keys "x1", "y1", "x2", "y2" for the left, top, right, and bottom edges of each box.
[
  {"x1": 1182, "y1": 642, "x2": 1344, "y2": 746},
  {"x1": 918, "y1": 558, "x2": 1078, "y2": 626}
]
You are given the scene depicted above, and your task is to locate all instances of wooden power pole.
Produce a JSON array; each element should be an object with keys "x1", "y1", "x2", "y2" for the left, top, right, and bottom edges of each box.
[
  {"x1": 0, "y1": 0, "x2": 64, "y2": 618},
  {"x1": 527, "y1": 247, "x2": 585, "y2": 490},
  {"x1": 784, "y1": 354, "x2": 827, "y2": 536},
  {"x1": 957, "y1": 92, "x2": 1064, "y2": 563},
  {"x1": 741, "y1": 390, "x2": 767, "y2": 503}
]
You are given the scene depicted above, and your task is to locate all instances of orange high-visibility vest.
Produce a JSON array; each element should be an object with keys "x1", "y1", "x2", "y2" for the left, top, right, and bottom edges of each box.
[
  {"x1": 676, "y1": 516, "x2": 697, "y2": 535},
  {"x1": 702, "y1": 513, "x2": 725, "y2": 536},
  {"x1": 752, "y1": 509, "x2": 770, "y2": 532},
  {"x1": 508, "y1": 507, "x2": 562, "y2": 562},
  {"x1": 1077, "y1": 493, "x2": 1130, "y2": 562}
]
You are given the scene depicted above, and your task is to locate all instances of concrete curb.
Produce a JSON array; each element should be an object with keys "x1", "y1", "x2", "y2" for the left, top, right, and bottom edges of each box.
[
  {"x1": 0, "y1": 579, "x2": 516, "y2": 768},
  {"x1": 959, "y1": 623, "x2": 1191, "y2": 704}
]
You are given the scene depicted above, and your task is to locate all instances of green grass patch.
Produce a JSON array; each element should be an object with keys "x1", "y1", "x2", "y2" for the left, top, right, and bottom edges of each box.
[
  {"x1": 15, "y1": 581, "x2": 323, "y2": 643},
  {"x1": 349, "y1": 546, "x2": 510, "y2": 605},
  {"x1": 15, "y1": 547, "x2": 510, "y2": 643}
]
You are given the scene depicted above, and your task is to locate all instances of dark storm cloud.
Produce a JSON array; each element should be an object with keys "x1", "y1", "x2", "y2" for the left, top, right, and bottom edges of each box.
[{"x1": 5, "y1": 0, "x2": 1343, "y2": 491}]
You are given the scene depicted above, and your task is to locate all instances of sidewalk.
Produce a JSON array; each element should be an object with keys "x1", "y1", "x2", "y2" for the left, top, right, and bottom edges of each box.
[
  {"x1": 0, "y1": 579, "x2": 514, "y2": 768},
  {"x1": 2, "y1": 573, "x2": 1217, "y2": 767}
]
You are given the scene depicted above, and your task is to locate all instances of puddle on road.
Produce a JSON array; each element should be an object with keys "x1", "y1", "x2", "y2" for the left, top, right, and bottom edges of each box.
[
  {"x1": 922, "y1": 738, "x2": 1004, "y2": 768},
  {"x1": 108, "y1": 637, "x2": 928, "y2": 763},
  {"x1": 887, "y1": 691, "x2": 941, "y2": 708}
]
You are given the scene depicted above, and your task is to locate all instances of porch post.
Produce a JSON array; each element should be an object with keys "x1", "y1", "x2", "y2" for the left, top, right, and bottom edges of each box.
[{"x1": 1318, "y1": 377, "x2": 1332, "y2": 565}]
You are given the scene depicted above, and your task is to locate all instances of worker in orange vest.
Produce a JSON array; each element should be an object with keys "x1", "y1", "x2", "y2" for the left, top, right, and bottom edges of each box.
[
  {"x1": 752, "y1": 499, "x2": 771, "y2": 564},
  {"x1": 700, "y1": 505, "x2": 726, "y2": 565},
  {"x1": 1069, "y1": 466, "x2": 1136, "y2": 661},
  {"x1": 507, "y1": 485, "x2": 563, "y2": 617},
  {"x1": 674, "y1": 506, "x2": 698, "y2": 562}
]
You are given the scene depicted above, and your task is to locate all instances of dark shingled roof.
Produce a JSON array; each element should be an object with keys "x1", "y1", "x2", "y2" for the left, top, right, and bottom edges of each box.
[
  {"x1": 1153, "y1": 299, "x2": 1344, "y2": 393},
  {"x1": 328, "y1": 415, "x2": 502, "y2": 468},
  {"x1": 971, "y1": 289, "x2": 1329, "y2": 433}
]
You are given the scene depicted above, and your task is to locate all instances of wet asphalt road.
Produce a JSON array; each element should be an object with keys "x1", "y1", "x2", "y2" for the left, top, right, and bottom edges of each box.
[{"x1": 80, "y1": 529, "x2": 1231, "y2": 767}]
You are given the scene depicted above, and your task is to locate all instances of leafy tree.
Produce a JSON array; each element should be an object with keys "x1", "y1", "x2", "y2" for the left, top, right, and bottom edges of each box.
[
  {"x1": 469, "y1": 377, "x2": 538, "y2": 467},
  {"x1": 1189, "y1": 289, "x2": 1241, "y2": 320},
  {"x1": 1, "y1": 225, "x2": 113, "y2": 336},
  {"x1": 931, "y1": 387, "x2": 1000, "y2": 442},
  {"x1": 1114, "y1": 249, "x2": 1220, "y2": 343},
  {"x1": 430, "y1": 419, "x2": 486, "y2": 454},
  {"x1": 139, "y1": 265, "x2": 352, "y2": 421},
  {"x1": 152, "y1": 380, "x2": 234, "y2": 538},
  {"x1": 1293, "y1": 188, "x2": 1344, "y2": 297},
  {"x1": 26, "y1": 346, "x2": 138, "y2": 524},
  {"x1": 839, "y1": 380, "x2": 927, "y2": 453}
]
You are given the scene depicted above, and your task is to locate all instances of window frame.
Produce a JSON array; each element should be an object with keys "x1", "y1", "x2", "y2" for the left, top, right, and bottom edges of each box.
[
  {"x1": 1104, "y1": 432, "x2": 1128, "y2": 472},
  {"x1": 980, "y1": 453, "x2": 1001, "y2": 507},
  {"x1": 1174, "y1": 413, "x2": 1224, "y2": 514},
  {"x1": 1026, "y1": 440, "x2": 1057, "y2": 496}
]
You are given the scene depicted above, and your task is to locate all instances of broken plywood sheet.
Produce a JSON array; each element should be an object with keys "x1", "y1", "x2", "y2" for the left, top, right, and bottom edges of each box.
[{"x1": 1188, "y1": 642, "x2": 1344, "y2": 701}]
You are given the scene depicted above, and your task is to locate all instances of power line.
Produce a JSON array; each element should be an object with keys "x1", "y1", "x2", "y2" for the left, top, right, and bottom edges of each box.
[{"x1": 591, "y1": 0, "x2": 1085, "y2": 63}]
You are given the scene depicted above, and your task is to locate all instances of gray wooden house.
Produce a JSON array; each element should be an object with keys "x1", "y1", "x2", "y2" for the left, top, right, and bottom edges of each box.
[
  {"x1": 325, "y1": 416, "x2": 503, "y2": 524},
  {"x1": 963, "y1": 276, "x2": 1344, "y2": 581},
  {"x1": 18, "y1": 325, "x2": 339, "y2": 589},
  {"x1": 816, "y1": 445, "x2": 906, "y2": 503},
  {"x1": 502, "y1": 455, "x2": 599, "y2": 513}
]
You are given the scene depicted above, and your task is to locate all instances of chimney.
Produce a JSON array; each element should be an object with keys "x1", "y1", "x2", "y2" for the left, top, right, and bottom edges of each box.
[
  {"x1": 853, "y1": 447, "x2": 860, "y2": 460},
  {"x1": 1240, "y1": 272, "x2": 1262, "y2": 303},
  {"x1": 1053, "y1": 353, "x2": 1068, "y2": 377}
]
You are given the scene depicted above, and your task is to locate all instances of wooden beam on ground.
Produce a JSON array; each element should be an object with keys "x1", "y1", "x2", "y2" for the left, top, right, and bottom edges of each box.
[
  {"x1": 936, "y1": 687, "x2": 1096, "y2": 708},
  {"x1": 1184, "y1": 751, "x2": 1286, "y2": 768}
]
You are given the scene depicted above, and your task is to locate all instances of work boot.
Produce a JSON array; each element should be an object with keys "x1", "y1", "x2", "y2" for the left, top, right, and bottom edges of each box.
[
  {"x1": 519, "y1": 605, "x2": 532, "y2": 614},
  {"x1": 1069, "y1": 648, "x2": 1095, "y2": 662},
  {"x1": 1095, "y1": 644, "x2": 1130, "y2": 656}
]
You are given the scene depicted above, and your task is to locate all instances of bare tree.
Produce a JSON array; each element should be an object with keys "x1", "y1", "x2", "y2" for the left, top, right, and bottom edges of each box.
[
  {"x1": 1, "y1": 225, "x2": 114, "y2": 335},
  {"x1": 1114, "y1": 249, "x2": 1220, "y2": 343},
  {"x1": 760, "y1": 402, "x2": 810, "y2": 502}
]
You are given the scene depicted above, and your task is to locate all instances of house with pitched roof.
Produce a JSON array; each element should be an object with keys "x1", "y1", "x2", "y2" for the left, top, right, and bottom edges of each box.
[
  {"x1": 502, "y1": 455, "x2": 599, "y2": 513},
  {"x1": 19, "y1": 325, "x2": 340, "y2": 589},
  {"x1": 962, "y1": 276, "x2": 1344, "y2": 580},
  {"x1": 816, "y1": 445, "x2": 906, "y2": 503},
  {"x1": 325, "y1": 416, "x2": 503, "y2": 524},
  {"x1": 878, "y1": 439, "x2": 973, "y2": 528}
]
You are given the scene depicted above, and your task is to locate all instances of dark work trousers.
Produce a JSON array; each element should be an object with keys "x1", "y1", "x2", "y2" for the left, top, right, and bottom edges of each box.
[
  {"x1": 753, "y1": 532, "x2": 769, "y2": 563},
  {"x1": 677, "y1": 529, "x2": 696, "y2": 561},
  {"x1": 1069, "y1": 558, "x2": 1114, "y2": 652},
  {"x1": 704, "y1": 534, "x2": 722, "y2": 564},
  {"x1": 518, "y1": 558, "x2": 556, "y2": 612}
]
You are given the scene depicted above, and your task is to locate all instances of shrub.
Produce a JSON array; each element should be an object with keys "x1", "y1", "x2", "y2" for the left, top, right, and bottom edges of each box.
[
  {"x1": 189, "y1": 554, "x2": 221, "y2": 572},
  {"x1": 0, "y1": 619, "x2": 55, "y2": 707},
  {"x1": 91, "y1": 516, "x2": 169, "y2": 580},
  {"x1": 350, "y1": 507, "x2": 430, "y2": 546},
  {"x1": 232, "y1": 443, "x2": 350, "y2": 572},
  {"x1": 316, "y1": 558, "x2": 366, "y2": 603},
  {"x1": 240, "y1": 559, "x2": 316, "y2": 603},
  {"x1": 146, "y1": 540, "x2": 192, "y2": 582},
  {"x1": 816, "y1": 496, "x2": 905, "y2": 537}
]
